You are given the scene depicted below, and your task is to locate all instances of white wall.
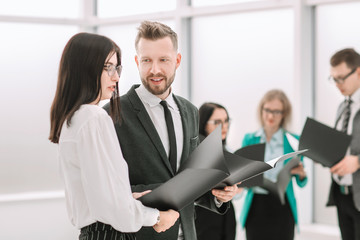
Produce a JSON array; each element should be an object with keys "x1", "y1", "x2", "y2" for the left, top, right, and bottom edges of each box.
[{"x1": 0, "y1": 198, "x2": 77, "y2": 239}]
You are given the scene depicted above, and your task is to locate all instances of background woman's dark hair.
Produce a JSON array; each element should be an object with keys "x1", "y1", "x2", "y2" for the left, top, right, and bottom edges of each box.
[
  {"x1": 199, "y1": 102, "x2": 229, "y2": 143},
  {"x1": 49, "y1": 32, "x2": 121, "y2": 143}
]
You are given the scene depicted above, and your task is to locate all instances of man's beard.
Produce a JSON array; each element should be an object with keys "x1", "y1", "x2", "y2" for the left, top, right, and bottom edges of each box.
[{"x1": 141, "y1": 72, "x2": 176, "y2": 96}]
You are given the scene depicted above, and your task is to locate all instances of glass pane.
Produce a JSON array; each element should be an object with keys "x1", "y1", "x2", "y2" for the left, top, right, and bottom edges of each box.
[
  {"x1": 192, "y1": 0, "x2": 270, "y2": 7},
  {"x1": 0, "y1": 23, "x2": 78, "y2": 194},
  {"x1": 97, "y1": 21, "x2": 175, "y2": 97},
  {"x1": 192, "y1": 9, "x2": 294, "y2": 151},
  {"x1": 0, "y1": 0, "x2": 81, "y2": 18},
  {"x1": 314, "y1": 1, "x2": 360, "y2": 225},
  {"x1": 98, "y1": 0, "x2": 176, "y2": 18}
]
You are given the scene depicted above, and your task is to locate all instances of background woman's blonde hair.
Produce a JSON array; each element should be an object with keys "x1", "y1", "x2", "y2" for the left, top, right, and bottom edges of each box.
[{"x1": 257, "y1": 89, "x2": 292, "y2": 129}]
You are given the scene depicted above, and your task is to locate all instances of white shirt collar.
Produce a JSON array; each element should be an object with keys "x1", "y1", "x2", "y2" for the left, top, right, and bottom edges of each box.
[
  {"x1": 349, "y1": 87, "x2": 360, "y2": 104},
  {"x1": 255, "y1": 127, "x2": 283, "y2": 143},
  {"x1": 136, "y1": 84, "x2": 178, "y2": 111}
]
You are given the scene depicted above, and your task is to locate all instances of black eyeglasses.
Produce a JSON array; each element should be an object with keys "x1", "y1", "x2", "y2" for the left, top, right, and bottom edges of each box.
[
  {"x1": 329, "y1": 68, "x2": 357, "y2": 84},
  {"x1": 262, "y1": 108, "x2": 283, "y2": 116},
  {"x1": 104, "y1": 64, "x2": 122, "y2": 77},
  {"x1": 207, "y1": 118, "x2": 231, "y2": 126}
]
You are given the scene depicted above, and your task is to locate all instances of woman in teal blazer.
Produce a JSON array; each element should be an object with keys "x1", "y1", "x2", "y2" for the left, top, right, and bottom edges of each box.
[{"x1": 240, "y1": 89, "x2": 307, "y2": 240}]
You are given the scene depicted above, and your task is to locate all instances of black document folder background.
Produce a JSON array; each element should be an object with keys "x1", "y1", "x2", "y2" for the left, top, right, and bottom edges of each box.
[
  {"x1": 299, "y1": 117, "x2": 351, "y2": 167},
  {"x1": 235, "y1": 144, "x2": 265, "y2": 188},
  {"x1": 216, "y1": 144, "x2": 266, "y2": 188},
  {"x1": 139, "y1": 126, "x2": 229, "y2": 211},
  {"x1": 263, "y1": 157, "x2": 301, "y2": 205},
  {"x1": 224, "y1": 144, "x2": 307, "y2": 187}
]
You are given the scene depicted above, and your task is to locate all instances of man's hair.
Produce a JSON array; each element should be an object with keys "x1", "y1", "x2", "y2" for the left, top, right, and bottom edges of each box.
[
  {"x1": 330, "y1": 48, "x2": 360, "y2": 69},
  {"x1": 135, "y1": 21, "x2": 178, "y2": 51},
  {"x1": 257, "y1": 89, "x2": 292, "y2": 129}
]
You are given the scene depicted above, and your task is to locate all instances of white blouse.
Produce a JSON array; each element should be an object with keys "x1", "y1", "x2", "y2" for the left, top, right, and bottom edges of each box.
[{"x1": 58, "y1": 104, "x2": 159, "y2": 232}]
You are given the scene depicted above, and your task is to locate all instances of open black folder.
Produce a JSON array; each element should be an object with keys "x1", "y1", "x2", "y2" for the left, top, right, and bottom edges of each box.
[
  {"x1": 219, "y1": 144, "x2": 306, "y2": 189},
  {"x1": 299, "y1": 117, "x2": 351, "y2": 168},
  {"x1": 139, "y1": 126, "x2": 307, "y2": 211},
  {"x1": 235, "y1": 144, "x2": 265, "y2": 188},
  {"x1": 263, "y1": 157, "x2": 301, "y2": 205}
]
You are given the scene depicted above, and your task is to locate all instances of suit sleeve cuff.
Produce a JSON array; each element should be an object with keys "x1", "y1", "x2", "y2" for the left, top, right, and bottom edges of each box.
[{"x1": 214, "y1": 196, "x2": 223, "y2": 208}]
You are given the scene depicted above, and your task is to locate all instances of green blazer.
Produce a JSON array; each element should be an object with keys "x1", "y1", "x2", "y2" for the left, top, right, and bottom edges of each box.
[
  {"x1": 239, "y1": 130, "x2": 307, "y2": 228},
  {"x1": 104, "y1": 85, "x2": 228, "y2": 240}
]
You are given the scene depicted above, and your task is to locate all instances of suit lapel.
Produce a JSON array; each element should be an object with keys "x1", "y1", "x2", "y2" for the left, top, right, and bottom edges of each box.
[
  {"x1": 173, "y1": 95, "x2": 189, "y2": 166},
  {"x1": 127, "y1": 86, "x2": 174, "y2": 175}
]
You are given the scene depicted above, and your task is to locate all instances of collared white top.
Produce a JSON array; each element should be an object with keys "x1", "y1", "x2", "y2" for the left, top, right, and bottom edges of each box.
[
  {"x1": 59, "y1": 104, "x2": 159, "y2": 232},
  {"x1": 334, "y1": 87, "x2": 360, "y2": 186},
  {"x1": 135, "y1": 84, "x2": 184, "y2": 171},
  {"x1": 252, "y1": 128, "x2": 285, "y2": 194}
]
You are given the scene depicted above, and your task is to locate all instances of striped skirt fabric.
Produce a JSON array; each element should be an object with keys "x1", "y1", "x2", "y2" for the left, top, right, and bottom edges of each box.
[{"x1": 79, "y1": 222, "x2": 136, "y2": 240}]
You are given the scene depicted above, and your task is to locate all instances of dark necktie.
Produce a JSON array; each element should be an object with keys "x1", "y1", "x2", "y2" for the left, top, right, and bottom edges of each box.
[
  {"x1": 341, "y1": 98, "x2": 352, "y2": 133},
  {"x1": 160, "y1": 100, "x2": 177, "y2": 173}
]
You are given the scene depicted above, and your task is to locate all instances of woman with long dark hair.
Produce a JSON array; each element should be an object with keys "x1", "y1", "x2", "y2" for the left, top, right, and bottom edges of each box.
[
  {"x1": 49, "y1": 32, "x2": 179, "y2": 239},
  {"x1": 195, "y1": 102, "x2": 237, "y2": 240}
]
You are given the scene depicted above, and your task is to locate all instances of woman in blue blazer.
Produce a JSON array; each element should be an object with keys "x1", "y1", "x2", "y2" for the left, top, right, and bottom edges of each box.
[{"x1": 240, "y1": 89, "x2": 307, "y2": 240}]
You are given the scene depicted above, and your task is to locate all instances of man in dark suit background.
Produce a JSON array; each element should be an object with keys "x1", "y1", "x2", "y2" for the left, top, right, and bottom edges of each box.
[
  {"x1": 327, "y1": 48, "x2": 360, "y2": 240},
  {"x1": 104, "y1": 21, "x2": 238, "y2": 240}
]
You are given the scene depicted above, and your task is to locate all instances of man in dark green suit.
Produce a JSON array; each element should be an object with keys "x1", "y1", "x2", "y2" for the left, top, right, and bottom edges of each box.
[{"x1": 104, "y1": 21, "x2": 238, "y2": 240}]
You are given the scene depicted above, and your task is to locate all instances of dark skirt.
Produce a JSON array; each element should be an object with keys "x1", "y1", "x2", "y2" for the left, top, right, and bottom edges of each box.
[
  {"x1": 245, "y1": 193, "x2": 295, "y2": 240},
  {"x1": 195, "y1": 201, "x2": 236, "y2": 240},
  {"x1": 79, "y1": 222, "x2": 136, "y2": 240}
]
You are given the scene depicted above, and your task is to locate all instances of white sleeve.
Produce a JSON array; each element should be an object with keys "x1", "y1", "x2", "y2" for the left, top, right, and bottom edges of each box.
[{"x1": 76, "y1": 113, "x2": 159, "y2": 232}]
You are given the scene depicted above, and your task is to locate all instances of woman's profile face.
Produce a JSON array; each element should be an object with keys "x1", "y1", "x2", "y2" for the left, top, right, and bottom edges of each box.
[
  {"x1": 100, "y1": 52, "x2": 120, "y2": 101},
  {"x1": 261, "y1": 99, "x2": 284, "y2": 131},
  {"x1": 205, "y1": 108, "x2": 229, "y2": 140}
]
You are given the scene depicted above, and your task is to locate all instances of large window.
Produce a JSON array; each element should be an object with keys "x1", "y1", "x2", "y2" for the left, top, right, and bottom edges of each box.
[
  {"x1": 0, "y1": 23, "x2": 78, "y2": 194},
  {"x1": 0, "y1": 0, "x2": 80, "y2": 18},
  {"x1": 97, "y1": 0, "x2": 176, "y2": 18},
  {"x1": 192, "y1": 9, "x2": 294, "y2": 151}
]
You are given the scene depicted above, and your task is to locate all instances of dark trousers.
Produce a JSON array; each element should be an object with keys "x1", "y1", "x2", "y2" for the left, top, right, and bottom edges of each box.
[
  {"x1": 333, "y1": 183, "x2": 360, "y2": 240},
  {"x1": 195, "y1": 201, "x2": 236, "y2": 240},
  {"x1": 79, "y1": 222, "x2": 136, "y2": 240},
  {"x1": 245, "y1": 193, "x2": 295, "y2": 240}
]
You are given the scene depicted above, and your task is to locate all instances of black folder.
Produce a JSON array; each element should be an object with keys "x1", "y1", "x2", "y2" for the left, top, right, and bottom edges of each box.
[
  {"x1": 299, "y1": 117, "x2": 351, "y2": 167},
  {"x1": 139, "y1": 126, "x2": 229, "y2": 211},
  {"x1": 263, "y1": 157, "x2": 301, "y2": 204},
  {"x1": 139, "y1": 126, "x2": 307, "y2": 211}
]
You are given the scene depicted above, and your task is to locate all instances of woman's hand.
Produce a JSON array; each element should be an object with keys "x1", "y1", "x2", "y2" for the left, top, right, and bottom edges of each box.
[
  {"x1": 290, "y1": 162, "x2": 306, "y2": 180},
  {"x1": 153, "y1": 210, "x2": 180, "y2": 233},
  {"x1": 132, "y1": 190, "x2": 151, "y2": 199}
]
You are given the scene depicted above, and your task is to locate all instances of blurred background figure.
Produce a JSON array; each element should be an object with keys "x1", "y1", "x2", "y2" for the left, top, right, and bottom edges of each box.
[
  {"x1": 195, "y1": 102, "x2": 238, "y2": 240},
  {"x1": 240, "y1": 89, "x2": 307, "y2": 240}
]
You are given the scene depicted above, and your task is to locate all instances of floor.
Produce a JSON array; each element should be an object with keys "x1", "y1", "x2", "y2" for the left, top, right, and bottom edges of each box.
[
  {"x1": 235, "y1": 223, "x2": 341, "y2": 240},
  {"x1": 295, "y1": 224, "x2": 341, "y2": 240}
]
